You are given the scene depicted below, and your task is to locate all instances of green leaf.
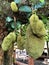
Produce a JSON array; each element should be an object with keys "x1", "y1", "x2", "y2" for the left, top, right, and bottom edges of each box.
[
  {"x1": 16, "y1": 21, "x2": 21, "y2": 29},
  {"x1": 14, "y1": 0, "x2": 21, "y2": 4},
  {"x1": 6, "y1": 17, "x2": 13, "y2": 23},
  {"x1": 19, "y1": 6, "x2": 32, "y2": 12},
  {"x1": 40, "y1": 0, "x2": 44, "y2": 3},
  {"x1": 11, "y1": 22, "x2": 16, "y2": 29},
  {"x1": 11, "y1": 21, "x2": 21, "y2": 30}
]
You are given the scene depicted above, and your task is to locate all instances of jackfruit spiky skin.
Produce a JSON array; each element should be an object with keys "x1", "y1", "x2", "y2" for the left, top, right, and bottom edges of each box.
[
  {"x1": 29, "y1": 14, "x2": 39, "y2": 34},
  {"x1": 11, "y1": 2, "x2": 18, "y2": 12},
  {"x1": 29, "y1": 14, "x2": 46, "y2": 37},
  {"x1": 17, "y1": 34, "x2": 25, "y2": 50},
  {"x1": 26, "y1": 25, "x2": 45, "y2": 59},
  {"x1": 25, "y1": 14, "x2": 46, "y2": 59},
  {"x1": 34, "y1": 20, "x2": 46, "y2": 37},
  {"x1": 2, "y1": 32, "x2": 16, "y2": 51}
]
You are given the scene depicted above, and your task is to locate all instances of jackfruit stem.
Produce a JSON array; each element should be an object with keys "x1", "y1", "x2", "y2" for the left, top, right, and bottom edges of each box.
[
  {"x1": 32, "y1": 9, "x2": 37, "y2": 14},
  {"x1": 28, "y1": 56, "x2": 34, "y2": 65},
  {"x1": 14, "y1": 16, "x2": 17, "y2": 32}
]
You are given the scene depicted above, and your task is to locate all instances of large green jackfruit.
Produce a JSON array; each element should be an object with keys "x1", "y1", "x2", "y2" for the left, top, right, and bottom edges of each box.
[
  {"x1": 26, "y1": 25, "x2": 45, "y2": 59},
  {"x1": 2, "y1": 32, "x2": 16, "y2": 51},
  {"x1": 29, "y1": 14, "x2": 46, "y2": 37},
  {"x1": 11, "y1": 2, "x2": 18, "y2": 12},
  {"x1": 17, "y1": 34, "x2": 25, "y2": 50},
  {"x1": 25, "y1": 14, "x2": 46, "y2": 59}
]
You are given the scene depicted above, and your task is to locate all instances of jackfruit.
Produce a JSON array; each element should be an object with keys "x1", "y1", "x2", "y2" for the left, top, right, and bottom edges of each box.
[
  {"x1": 26, "y1": 25, "x2": 45, "y2": 59},
  {"x1": 25, "y1": 14, "x2": 46, "y2": 59},
  {"x1": 2, "y1": 32, "x2": 16, "y2": 51},
  {"x1": 34, "y1": 20, "x2": 46, "y2": 37},
  {"x1": 29, "y1": 14, "x2": 39, "y2": 34},
  {"x1": 29, "y1": 14, "x2": 46, "y2": 37},
  {"x1": 11, "y1": 2, "x2": 18, "y2": 12},
  {"x1": 29, "y1": 14, "x2": 39, "y2": 23},
  {"x1": 17, "y1": 34, "x2": 25, "y2": 50}
]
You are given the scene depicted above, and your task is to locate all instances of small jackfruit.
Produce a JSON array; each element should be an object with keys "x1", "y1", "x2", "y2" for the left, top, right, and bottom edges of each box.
[
  {"x1": 11, "y1": 2, "x2": 18, "y2": 12},
  {"x1": 29, "y1": 14, "x2": 39, "y2": 23},
  {"x1": 2, "y1": 32, "x2": 16, "y2": 51},
  {"x1": 17, "y1": 34, "x2": 25, "y2": 50},
  {"x1": 29, "y1": 14, "x2": 46, "y2": 37},
  {"x1": 26, "y1": 25, "x2": 45, "y2": 59},
  {"x1": 29, "y1": 14, "x2": 39, "y2": 34},
  {"x1": 34, "y1": 20, "x2": 46, "y2": 37}
]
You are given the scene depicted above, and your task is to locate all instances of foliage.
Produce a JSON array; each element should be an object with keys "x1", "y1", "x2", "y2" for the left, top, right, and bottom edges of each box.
[
  {"x1": 19, "y1": 5, "x2": 32, "y2": 13},
  {"x1": 45, "y1": 21, "x2": 49, "y2": 41},
  {"x1": 0, "y1": 0, "x2": 12, "y2": 18},
  {"x1": 40, "y1": 0, "x2": 44, "y2": 3},
  {"x1": 29, "y1": 0, "x2": 39, "y2": 4}
]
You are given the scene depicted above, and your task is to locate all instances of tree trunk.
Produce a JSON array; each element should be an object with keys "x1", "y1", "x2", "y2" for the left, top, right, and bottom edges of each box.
[
  {"x1": 0, "y1": 46, "x2": 4, "y2": 65},
  {"x1": 4, "y1": 45, "x2": 14, "y2": 65}
]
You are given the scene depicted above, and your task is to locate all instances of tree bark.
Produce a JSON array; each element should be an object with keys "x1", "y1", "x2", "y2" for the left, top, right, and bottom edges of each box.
[
  {"x1": 4, "y1": 45, "x2": 13, "y2": 65},
  {"x1": 0, "y1": 46, "x2": 4, "y2": 65}
]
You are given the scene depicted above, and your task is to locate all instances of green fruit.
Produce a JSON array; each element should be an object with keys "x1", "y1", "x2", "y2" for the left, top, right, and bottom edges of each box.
[
  {"x1": 29, "y1": 14, "x2": 46, "y2": 37},
  {"x1": 11, "y1": 2, "x2": 18, "y2": 12},
  {"x1": 26, "y1": 25, "x2": 45, "y2": 59},
  {"x1": 29, "y1": 14, "x2": 39, "y2": 23},
  {"x1": 2, "y1": 32, "x2": 16, "y2": 51},
  {"x1": 35, "y1": 20, "x2": 46, "y2": 37},
  {"x1": 17, "y1": 34, "x2": 25, "y2": 50},
  {"x1": 25, "y1": 14, "x2": 46, "y2": 59},
  {"x1": 12, "y1": 32, "x2": 16, "y2": 41},
  {"x1": 29, "y1": 14, "x2": 39, "y2": 34}
]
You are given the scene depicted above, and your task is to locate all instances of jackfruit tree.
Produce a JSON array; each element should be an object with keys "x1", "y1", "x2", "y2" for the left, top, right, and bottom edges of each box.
[
  {"x1": 2, "y1": 14, "x2": 46, "y2": 65},
  {"x1": 0, "y1": 0, "x2": 48, "y2": 65},
  {"x1": 0, "y1": 0, "x2": 13, "y2": 65}
]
